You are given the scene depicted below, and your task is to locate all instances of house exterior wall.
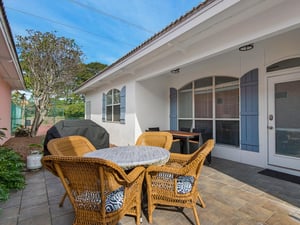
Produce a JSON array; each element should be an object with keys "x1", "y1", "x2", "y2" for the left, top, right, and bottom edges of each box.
[
  {"x1": 1, "y1": 3, "x2": 24, "y2": 145},
  {"x1": 0, "y1": 80, "x2": 12, "y2": 144},
  {"x1": 85, "y1": 28, "x2": 300, "y2": 174},
  {"x1": 135, "y1": 76, "x2": 170, "y2": 132},
  {"x1": 85, "y1": 80, "x2": 138, "y2": 146},
  {"x1": 86, "y1": 76, "x2": 172, "y2": 146},
  {"x1": 166, "y1": 28, "x2": 300, "y2": 171},
  {"x1": 85, "y1": 30, "x2": 300, "y2": 180}
]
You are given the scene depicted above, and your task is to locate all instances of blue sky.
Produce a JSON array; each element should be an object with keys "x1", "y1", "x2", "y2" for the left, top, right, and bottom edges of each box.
[{"x1": 4, "y1": 0, "x2": 202, "y2": 65}]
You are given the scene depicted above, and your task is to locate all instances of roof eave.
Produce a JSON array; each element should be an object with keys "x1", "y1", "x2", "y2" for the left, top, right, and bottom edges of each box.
[
  {"x1": 75, "y1": 0, "x2": 233, "y2": 93},
  {"x1": 0, "y1": 0, "x2": 25, "y2": 90}
]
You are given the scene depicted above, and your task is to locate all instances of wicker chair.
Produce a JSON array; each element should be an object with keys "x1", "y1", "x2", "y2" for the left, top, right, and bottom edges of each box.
[
  {"x1": 47, "y1": 135, "x2": 96, "y2": 156},
  {"x1": 135, "y1": 131, "x2": 173, "y2": 151},
  {"x1": 42, "y1": 155, "x2": 145, "y2": 225},
  {"x1": 47, "y1": 135, "x2": 96, "y2": 207},
  {"x1": 145, "y1": 139, "x2": 215, "y2": 225}
]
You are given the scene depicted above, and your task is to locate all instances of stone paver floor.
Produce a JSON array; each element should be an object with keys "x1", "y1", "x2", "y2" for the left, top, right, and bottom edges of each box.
[{"x1": 1, "y1": 157, "x2": 300, "y2": 225}]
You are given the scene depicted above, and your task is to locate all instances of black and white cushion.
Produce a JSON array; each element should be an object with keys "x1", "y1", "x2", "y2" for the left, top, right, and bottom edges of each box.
[
  {"x1": 105, "y1": 186, "x2": 124, "y2": 213},
  {"x1": 75, "y1": 186, "x2": 124, "y2": 213},
  {"x1": 176, "y1": 176, "x2": 194, "y2": 194}
]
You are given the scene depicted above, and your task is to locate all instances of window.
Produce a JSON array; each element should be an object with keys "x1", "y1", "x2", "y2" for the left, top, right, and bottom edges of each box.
[
  {"x1": 178, "y1": 76, "x2": 239, "y2": 146},
  {"x1": 102, "y1": 86, "x2": 126, "y2": 123},
  {"x1": 106, "y1": 89, "x2": 120, "y2": 122}
]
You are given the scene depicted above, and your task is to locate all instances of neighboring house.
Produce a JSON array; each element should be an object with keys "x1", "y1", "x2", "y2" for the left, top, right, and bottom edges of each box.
[
  {"x1": 0, "y1": 1, "x2": 25, "y2": 144},
  {"x1": 76, "y1": 0, "x2": 300, "y2": 176}
]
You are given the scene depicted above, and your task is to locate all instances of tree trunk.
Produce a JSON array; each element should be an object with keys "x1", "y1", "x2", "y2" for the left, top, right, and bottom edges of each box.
[{"x1": 30, "y1": 110, "x2": 45, "y2": 137}]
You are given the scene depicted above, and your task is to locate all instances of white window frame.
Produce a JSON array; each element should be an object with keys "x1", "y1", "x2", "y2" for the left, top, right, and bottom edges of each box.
[
  {"x1": 178, "y1": 76, "x2": 240, "y2": 146},
  {"x1": 106, "y1": 89, "x2": 120, "y2": 122}
]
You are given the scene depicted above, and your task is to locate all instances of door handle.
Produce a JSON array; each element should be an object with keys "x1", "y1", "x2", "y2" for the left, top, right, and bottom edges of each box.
[{"x1": 267, "y1": 126, "x2": 273, "y2": 130}]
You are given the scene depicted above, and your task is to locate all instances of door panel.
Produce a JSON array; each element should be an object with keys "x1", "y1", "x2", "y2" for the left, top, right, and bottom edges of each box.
[{"x1": 268, "y1": 73, "x2": 300, "y2": 171}]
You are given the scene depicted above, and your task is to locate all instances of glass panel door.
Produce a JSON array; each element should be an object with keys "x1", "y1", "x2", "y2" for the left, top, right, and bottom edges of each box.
[{"x1": 268, "y1": 73, "x2": 300, "y2": 170}]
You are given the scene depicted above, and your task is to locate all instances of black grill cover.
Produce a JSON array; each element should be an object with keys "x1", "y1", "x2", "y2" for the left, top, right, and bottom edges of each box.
[{"x1": 43, "y1": 119, "x2": 109, "y2": 155}]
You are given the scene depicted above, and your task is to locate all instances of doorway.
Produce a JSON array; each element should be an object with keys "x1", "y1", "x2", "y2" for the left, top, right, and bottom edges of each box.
[{"x1": 267, "y1": 73, "x2": 300, "y2": 171}]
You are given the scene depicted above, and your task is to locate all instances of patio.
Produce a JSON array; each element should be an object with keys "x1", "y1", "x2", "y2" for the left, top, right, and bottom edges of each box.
[{"x1": 1, "y1": 157, "x2": 300, "y2": 225}]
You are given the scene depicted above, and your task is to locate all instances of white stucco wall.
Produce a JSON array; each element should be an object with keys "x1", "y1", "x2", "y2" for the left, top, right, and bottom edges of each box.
[
  {"x1": 85, "y1": 80, "x2": 138, "y2": 146},
  {"x1": 135, "y1": 76, "x2": 170, "y2": 132}
]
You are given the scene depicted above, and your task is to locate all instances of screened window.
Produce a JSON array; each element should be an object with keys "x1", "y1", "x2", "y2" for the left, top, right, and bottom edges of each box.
[
  {"x1": 106, "y1": 89, "x2": 120, "y2": 122},
  {"x1": 178, "y1": 83, "x2": 192, "y2": 118},
  {"x1": 178, "y1": 76, "x2": 239, "y2": 146}
]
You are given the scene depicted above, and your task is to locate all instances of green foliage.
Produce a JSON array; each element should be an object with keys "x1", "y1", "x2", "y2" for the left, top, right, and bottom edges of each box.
[
  {"x1": 75, "y1": 62, "x2": 107, "y2": 86},
  {"x1": 0, "y1": 147, "x2": 25, "y2": 202},
  {"x1": 11, "y1": 91, "x2": 26, "y2": 106},
  {"x1": 17, "y1": 30, "x2": 83, "y2": 93},
  {"x1": 14, "y1": 125, "x2": 30, "y2": 137},
  {"x1": 64, "y1": 102, "x2": 85, "y2": 119},
  {"x1": 29, "y1": 140, "x2": 44, "y2": 154}
]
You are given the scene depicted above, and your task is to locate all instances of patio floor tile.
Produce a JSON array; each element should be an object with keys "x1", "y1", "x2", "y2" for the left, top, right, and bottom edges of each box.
[{"x1": 1, "y1": 157, "x2": 299, "y2": 225}]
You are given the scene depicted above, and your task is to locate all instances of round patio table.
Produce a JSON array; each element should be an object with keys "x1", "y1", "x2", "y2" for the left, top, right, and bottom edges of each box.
[{"x1": 84, "y1": 145, "x2": 170, "y2": 170}]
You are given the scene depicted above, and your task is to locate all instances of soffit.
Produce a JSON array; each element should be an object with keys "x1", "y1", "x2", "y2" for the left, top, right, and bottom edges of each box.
[{"x1": 0, "y1": 2, "x2": 25, "y2": 90}]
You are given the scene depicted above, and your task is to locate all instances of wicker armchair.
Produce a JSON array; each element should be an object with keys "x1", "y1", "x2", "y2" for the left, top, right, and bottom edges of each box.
[
  {"x1": 145, "y1": 139, "x2": 215, "y2": 225},
  {"x1": 135, "y1": 131, "x2": 173, "y2": 151},
  {"x1": 47, "y1": 135, "x2": 96, "y2": 156},
  {"x1": 42, "y1": 155, "x2": 145, "y2": 225},
  {"x1": 47, "y1": 135, "x2": 96, "y2": 207}
]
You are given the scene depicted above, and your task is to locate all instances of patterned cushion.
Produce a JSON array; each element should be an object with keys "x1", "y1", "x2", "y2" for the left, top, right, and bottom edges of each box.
[
  {"x1": 157, "y1": 172, "x2": 174, "y2": 180},
  {"x1": 177, "y1": 176, "x2": 194, "y2": 194},
  {"x1": 105, "y1": 186, "x2": 124, "y2": 213},
  {"x1": 75, "y1": 186, "x2": 124, "y2": 213}
]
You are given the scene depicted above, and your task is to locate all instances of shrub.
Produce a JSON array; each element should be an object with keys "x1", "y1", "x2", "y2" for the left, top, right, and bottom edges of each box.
[
  {"x1": 14, "y1": 125, "x2": 30, "y2": 137},
  {"x1": 64, "y1": 102, "x2": 84, "y2": 119},
  {"x1": 0, "y1": 147, "x2": 26, "y2": 201}
]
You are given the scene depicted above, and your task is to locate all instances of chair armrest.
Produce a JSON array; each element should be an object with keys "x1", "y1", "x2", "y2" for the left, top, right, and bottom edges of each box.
[
  {"x1": 42, "y1": 156, "x2": 58, "y2": 176},
  {"x1": 167, "y1": 153, "x2": 192, "y2": 165},
  {"x1": 125, "y1": 166, "x2": 145, "y2": 183},
  {"x1": 146, "y1": 164, "x2": 186, "y2": 177}
]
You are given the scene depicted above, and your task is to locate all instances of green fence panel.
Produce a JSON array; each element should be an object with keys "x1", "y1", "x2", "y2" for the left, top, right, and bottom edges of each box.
[{"x1": 11, "y1": 103, "x2": 22, "y2": 134}]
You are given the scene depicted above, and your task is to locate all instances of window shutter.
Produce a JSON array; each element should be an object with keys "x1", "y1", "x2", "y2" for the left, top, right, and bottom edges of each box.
[
  {"x1": 240, "y1": 69, "x2": 259, "y2": 152},
  {"x1": 102, "y1": 93, "x2": 106, "y2": 122},
  {"x1": 170, "y1": 87, "x2": 178, "y2": 130},
  {"x1": 85, "y1": 101, "x2": 91, "y2": 119},
  {"x1": 120, "y1": 86, "x2": 126, "y2": 124}
]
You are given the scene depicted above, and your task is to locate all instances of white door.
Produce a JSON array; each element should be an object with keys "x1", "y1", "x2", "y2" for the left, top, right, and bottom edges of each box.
[{"x1": 267, "y1": 73, "x2": 300, "y2": 171}]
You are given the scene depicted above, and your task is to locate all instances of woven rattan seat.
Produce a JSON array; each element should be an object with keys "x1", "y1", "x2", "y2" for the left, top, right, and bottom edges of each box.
[
  {"x1": 47, "y1": 135, "x2": 96, "y2": 206},
  {"x1": 42, "y1": 155, "x2": 145, "y2": 225},
  {"x1": 135, "y1": 131, "x2": 173, "y2": 151},
  {"x1": 145, "y1": 139, "x2": 215, "y2": 225}
]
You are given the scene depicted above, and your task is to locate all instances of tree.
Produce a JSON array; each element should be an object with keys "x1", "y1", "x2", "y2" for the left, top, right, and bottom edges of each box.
[
  {"x1": 64, "y1": 102, "x2": 85, "y2": 119},
  {"x1": 16, "y1": 30, "x2": 83, "y2": 137},
  {"x1": 75, "y1": 62, "x2": 106, "y2": 86},
  {"x1": 65, "y1": 62, "x2": 107, "y2": 105},
  {"x1": 11, "y1": 91, "x2": 26, "y2": 106}
]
